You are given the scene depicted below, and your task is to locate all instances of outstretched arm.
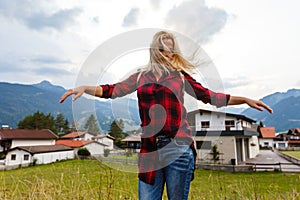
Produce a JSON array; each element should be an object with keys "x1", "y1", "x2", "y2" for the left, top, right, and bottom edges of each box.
[
  {"x1": 228, "y1": 96, "x2": 273, "y2": 113},
  {"x1": 59, "y1": 85, "x2": 103, "y2": 103}
]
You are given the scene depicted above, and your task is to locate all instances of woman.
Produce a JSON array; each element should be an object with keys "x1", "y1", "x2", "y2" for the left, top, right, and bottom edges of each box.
[{"x1": 60, "y1": 31, "x2": 272, "y2": 200}]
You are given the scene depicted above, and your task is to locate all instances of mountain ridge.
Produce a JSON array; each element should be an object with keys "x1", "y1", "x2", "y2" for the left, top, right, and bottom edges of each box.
[{"x1": 0, "y1": 80, "x2": 299, "y2": 133}]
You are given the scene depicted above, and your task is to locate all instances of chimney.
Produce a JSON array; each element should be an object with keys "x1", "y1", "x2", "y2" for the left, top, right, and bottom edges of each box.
[{"x1": 1, "y1": 125, "x2": 9, "y2": 130}]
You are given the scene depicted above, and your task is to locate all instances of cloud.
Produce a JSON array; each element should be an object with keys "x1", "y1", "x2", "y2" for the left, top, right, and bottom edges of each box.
[
  {"x1": 30, "y1": 56, "x2": 72, "y2": 65},
  {"x1": 25, "y1": 8, "x2": 82, "y2": 31},
  {"x1": 33, "y1": 67, "x2": 73, "y2": 76},
  {"x1": 122, "y1": 8, "x2": 140, "y2": 27},
  {"x1": 164, "y1": 0, "x2": 228, "y2": 43},
  {"x1": 150, "y1": 0, "x2": 161, "y2": 10},
  {"x1": 222, "y1": 77, "x2": 252, "y2": 89},
  {"x1": 0, "y1": 0, "x2": 82, "y2": 31}
]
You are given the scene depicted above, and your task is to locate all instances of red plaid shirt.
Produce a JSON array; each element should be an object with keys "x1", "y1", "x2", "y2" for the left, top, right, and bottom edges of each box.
[{"x1": 101, "y1": 70, "x2": 230, "y2": 184}]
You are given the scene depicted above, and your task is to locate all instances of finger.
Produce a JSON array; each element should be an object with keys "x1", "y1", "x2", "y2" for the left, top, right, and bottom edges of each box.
[
  {"x1": 257, "y1": 102, "x2": 273, "y2": 114},
  {"x1": 59, "y1": 89, "x2": 74, "y2": 103},
  {"x1": 72, "y1": 92, "x2": 83, "y2": 101}
]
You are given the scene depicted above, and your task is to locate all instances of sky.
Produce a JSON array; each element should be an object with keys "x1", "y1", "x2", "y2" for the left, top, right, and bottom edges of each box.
[{"x1": 0, "y1": 0, "x2": 299, "y2": 101}]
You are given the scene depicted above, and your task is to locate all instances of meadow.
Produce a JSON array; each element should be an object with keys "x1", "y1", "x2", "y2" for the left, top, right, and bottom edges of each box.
[
  {"x1": 0, "y1": 159, "x2": 299, "y2": 200},
  {"x1": 282, "y1": 151, "x2": 300, "y2": 160}
]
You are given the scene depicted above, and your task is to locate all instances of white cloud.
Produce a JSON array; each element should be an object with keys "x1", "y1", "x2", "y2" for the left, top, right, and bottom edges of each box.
[
  {"x1": 0, "y1": 0, "x2": 82, "y2": 31},
  {"x1": 122, "y1": 8, "x2": 140, "y2": 27},
  {"x1": 164, "y1": 0, "x2": 228, "y2": 43}
]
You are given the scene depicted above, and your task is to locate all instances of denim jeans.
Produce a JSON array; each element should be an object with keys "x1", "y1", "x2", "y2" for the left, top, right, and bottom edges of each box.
[{"x1": 138, "y1": 137, "x2": 194, "y2": 200}]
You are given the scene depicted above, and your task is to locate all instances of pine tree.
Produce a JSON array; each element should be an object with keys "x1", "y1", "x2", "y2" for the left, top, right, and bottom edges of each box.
[
  {"x1": 54, "y1": 113, "x2": 70, "y2": 135},
  {"x1": 18, "y1": 111, "x2": 56, "y2": 133},
  {"x1": 109, "y1": 119, "x2": 125, "y2": 148},
  {"x1": 84, "y1": 114, "x2": 100, "y2": 135}
]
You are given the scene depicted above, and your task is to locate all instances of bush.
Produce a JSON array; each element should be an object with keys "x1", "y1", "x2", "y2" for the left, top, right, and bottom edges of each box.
[
  {"x1": 77, "y1": 148, "x2": 91, "y2": 157},
  {"x1": 104, "y1": 149, "x2": 110, "y2": 157}
]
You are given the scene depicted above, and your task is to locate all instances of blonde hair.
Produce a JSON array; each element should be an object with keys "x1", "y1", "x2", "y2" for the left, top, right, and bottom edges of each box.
[{"x1": 139, "y1": 31, "x2": 196, "y2": 78}]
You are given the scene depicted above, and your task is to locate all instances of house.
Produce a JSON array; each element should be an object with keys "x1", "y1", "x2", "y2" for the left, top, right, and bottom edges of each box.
[
  {"x1": 122, "y1": 134, "x2": 141, "y2": 152},
  {"x1": 187, "y1": 109, "x2": 260, "y2": 165},
  {"x1": 275, "y1": 128, "x2": 300, "y2": 149},
  {"x1": 5, "y1": 144, "x2": 74, "y2": 166},
  {"x1": 56, "y1": 140, "x2": 108, "y2": 156},
  {"x1": 258, "y1": 127, "x2": 276, "y2": 149},
  {"x1": 61, "y1": 131, "x2": 95, "y2": 140},
  {"x1": 0, "y1": 129, "x2": 75, "y2": 168},
  {"x1": 92, "y1": 134, "x2": 115, "y2": 150},
  {"x1": 0, "y1": 129, "x2": 58, "y2": 152}
]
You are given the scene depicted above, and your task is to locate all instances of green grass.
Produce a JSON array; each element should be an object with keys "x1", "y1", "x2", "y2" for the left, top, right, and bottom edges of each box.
[
  {"x1": 0, "y1": 160, "x2": 299, "y2": 200},
  {"x1": 282, "y1": 151, "x2": 300, "y2": 160}
]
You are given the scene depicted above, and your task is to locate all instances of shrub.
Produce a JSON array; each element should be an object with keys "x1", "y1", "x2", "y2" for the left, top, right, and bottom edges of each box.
[
  {"x1": 77, "y1": 148, "x2": 91, "y2": 157},
  {"x1": 104, "y1": 149, "x2": 110, "y2": 157}
]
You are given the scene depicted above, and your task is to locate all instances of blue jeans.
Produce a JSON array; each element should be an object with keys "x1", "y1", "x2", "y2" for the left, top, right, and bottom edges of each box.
[{"x1": 138, "y1": 137, "x2": 194, "y2": 200}]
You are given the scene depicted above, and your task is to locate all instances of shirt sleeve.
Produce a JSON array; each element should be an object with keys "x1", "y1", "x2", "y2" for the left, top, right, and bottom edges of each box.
[
  {"x1": 100, "y1": 72, "x2": 139, "y2": 99},
  {"x1": 183, "y1": 72, "x2": 230, "y2": 108}
]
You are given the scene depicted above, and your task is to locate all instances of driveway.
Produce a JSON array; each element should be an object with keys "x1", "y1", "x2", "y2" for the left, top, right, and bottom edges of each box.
[{"x1": 246, "y1": 150, "x2": 300, "y2": 172}]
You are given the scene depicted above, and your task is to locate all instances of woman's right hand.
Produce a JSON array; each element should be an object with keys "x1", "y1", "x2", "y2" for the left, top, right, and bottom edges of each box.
[{"x1": 59, "y1": 86, "x2": 86, "y2": 103}]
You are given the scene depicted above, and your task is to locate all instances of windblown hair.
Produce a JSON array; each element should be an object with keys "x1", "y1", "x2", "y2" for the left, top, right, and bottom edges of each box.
[{"x1": 139, "y1": 31, "x2": 196, "y2": 78}]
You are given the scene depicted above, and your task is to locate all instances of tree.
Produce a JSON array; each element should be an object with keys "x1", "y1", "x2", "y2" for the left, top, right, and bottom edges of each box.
[
  {"x1": 54, "y1": 113, "x2": 70, "y2": 135},
  {"x1": 109, "y1": 119, "x2": 126, "y2": 148},
  {"x1": 84, "y1": 114, "x2": 100, "y2": 135},
  {"x1": 17, "y1": 111, "x2": 69, "y2": 135},
  {"x1": 18, "y1": 111, "x2": 55, "y2": 131},
  {"x1": 210, "y1": 144, "x2": 220, "y2": 164}
]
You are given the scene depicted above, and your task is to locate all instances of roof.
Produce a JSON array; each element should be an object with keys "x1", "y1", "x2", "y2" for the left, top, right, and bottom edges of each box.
[
  {"x1": 92, "y1": 134, "x2": 115, "y2": 140},
  {"x1": 287, "y1": 128, "x2": 300, "y2": 135},
  {"x1": 56, "y1": 140, "x2": 107, "y2": 148},
  {"x1": 61, "y1": 132, "x2": 87, "y2": 139},
  {"x1": 260, "y1": 127, "x2": 276, "y2": 138},
  {"x1": 9, "y1": 144, "x2": 73, "y2": 154},
  {"x1": 188, "y1": 109, "x2": 256, "y2": 123},
  {"x1": 122, "y1": 134, "x2": 141, "y2": 142},
  {"x1": 0, "y1": 129, "x2": 58, "y2": 140}
]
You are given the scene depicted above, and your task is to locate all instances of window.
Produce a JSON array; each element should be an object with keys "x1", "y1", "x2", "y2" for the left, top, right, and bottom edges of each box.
[
  {"x1": 11, "y1": 154, "x2": 16, "y2": 160},
  {"x1": 225, "y1": 120, "x2": 235, "y2": 128},
  {"x1": 264, "y1": 142, "x2": 269, "y2": 146},
  {"x1": 24, "y1": 154, "x2": 29, "y2": 161},
  {"x1": 201, "y1": 121, "x2": 210, "y2": 129},
  {"x1": 196, "y1": 141, "x2": 212, "y2": 150}
]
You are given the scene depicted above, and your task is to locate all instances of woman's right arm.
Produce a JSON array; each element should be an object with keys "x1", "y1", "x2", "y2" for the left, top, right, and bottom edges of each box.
[{"x1": 59, "y1": 85, "x2": 103, "y2": 103}]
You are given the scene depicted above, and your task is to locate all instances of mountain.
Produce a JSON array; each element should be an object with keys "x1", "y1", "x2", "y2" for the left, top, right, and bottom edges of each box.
[
  {"x1": 0, "y1": 81, "x2": 140, "y2": 133},
  {"x1": 241, "y1": 89, "x2": 300, "y2": 132},
  {"x1": 0, "y1": 80, "x2": 299, "y2": 133}
]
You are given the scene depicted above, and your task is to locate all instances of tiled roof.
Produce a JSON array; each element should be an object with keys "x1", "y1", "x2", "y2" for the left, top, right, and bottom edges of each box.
[
  {"x1": 55, "y1": 140, "x2": 107, "y2": 148},
  {"x1": 10, "y1": 144, "x2": 73, "y2": 154},
  {"x1": 61, "y1": 132, "x2": 87, "y2": 138},
  {"x1": 0, "y1": 129, "x2": 58, "y2": 139},
  {"x1": 260, "y1": 127, "x2": 276, "y2": 138}
]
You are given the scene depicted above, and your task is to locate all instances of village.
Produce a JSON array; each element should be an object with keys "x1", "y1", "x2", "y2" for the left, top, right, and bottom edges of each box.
[{"x1": 1, "y1": 108, "x2": 300, "y2": 172}]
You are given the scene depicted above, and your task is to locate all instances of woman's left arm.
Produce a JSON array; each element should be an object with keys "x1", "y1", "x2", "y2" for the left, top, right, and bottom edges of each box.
[{"x1": 228, "y1": 96, "x2": 273, "y2": 113}]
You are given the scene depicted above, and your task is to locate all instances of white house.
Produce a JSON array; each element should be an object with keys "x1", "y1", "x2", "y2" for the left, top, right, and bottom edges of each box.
[
  {"x1": 92, "y1": 135, "x2": 115, "y2": 150},
  {"x1": 187, "y1": 109, "x2": 260, "y2": 165},
  {"x1": 0, "y1": 129, "x2": 76, "y2": 169},
  {"x1": 5, "y1": 144, "x2": 74, "y2": 166},
  {"x1": 56, "y1": 140, "x2": 108, "y2": 156},
  {"x1": 61, "y1": 131, "x2": 95, "y2": 140},
  {"x1": 258, "y1": 127, "x2": 276, "y2": 149},
  {"x1": 0, "y1": 129, "x2": 58, "y2": 151}
]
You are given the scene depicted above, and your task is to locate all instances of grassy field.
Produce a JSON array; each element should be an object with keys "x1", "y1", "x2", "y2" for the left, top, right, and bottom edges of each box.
[
  {"x1": 282, "y1": 151, "x2": 300, "y2": 160},
  {"x1": 0, "y1": 159, "x2": 299, "y2": 200}
]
